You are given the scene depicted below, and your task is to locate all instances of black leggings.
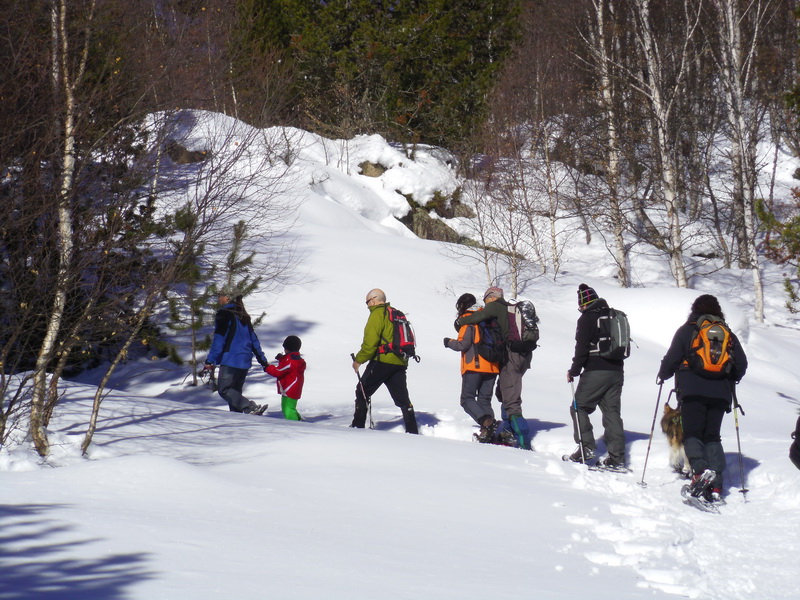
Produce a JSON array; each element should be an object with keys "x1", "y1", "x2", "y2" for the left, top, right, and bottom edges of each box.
[{"x1": 352, "y1": 360, "x2": 417, "y2": 433}]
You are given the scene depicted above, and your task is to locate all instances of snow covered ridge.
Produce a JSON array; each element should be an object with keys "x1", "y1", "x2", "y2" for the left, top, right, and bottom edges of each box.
[
  {"x1": 145, "y1": 109, "x2": 461, "y2": 239},
  {"x1": 3, "y1": 110, "x2": 800, "y2": 599}
]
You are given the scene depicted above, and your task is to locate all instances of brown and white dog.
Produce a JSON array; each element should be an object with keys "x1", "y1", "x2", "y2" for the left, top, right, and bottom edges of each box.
[{"x1": 660, "y1": 403, "x2": 690, "y2": 478}]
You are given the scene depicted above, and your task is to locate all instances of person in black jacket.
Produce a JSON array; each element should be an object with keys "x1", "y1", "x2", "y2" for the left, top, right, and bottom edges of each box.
[
  {"x1": 791, "y1": 414, "x2": 800, "y2": 470},
  {"x1": 566, "y1": 284, "x2": 626, "y2": 468},
  {"x1": 658, "y1": 294, "x2": 748, "y2": 503}
]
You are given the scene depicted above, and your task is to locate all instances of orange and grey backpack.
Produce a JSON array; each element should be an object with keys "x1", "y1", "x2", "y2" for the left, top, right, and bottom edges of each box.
[{"x1": 684, "y1": 314, "x2": 733, "y2": 379}]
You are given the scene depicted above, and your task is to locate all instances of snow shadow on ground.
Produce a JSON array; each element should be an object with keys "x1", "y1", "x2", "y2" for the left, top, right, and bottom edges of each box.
[
  {"x1": 256, "y1": 317, "x2": 316, "y2": 352},
  {"x1": 370, "y1": 410, "x2": 441, "y2": 431},
  {"x1": 0, "y1": 504, "x2": 153, "y2": 600},
  {"x1": 528, "y1": 418, "x2": 567, "y2": 440},
  {"x1": 723, "y1": 452, "x2": 760, "y2": 492}
]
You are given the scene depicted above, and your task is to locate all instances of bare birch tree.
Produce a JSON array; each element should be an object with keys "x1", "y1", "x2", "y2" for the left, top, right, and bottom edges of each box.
[
  {"x1": 581, "y1": 0, "x2": 631, "y2": 286},
  {"x1": 710, "y1": 0, "x2": 777, "y2": 322},
  {"x1": 628, "y1": 0, "x2": 705, "y2": 287},
  {"x1": 28, "y1": 0, "x2": 98, "y2": 455}
]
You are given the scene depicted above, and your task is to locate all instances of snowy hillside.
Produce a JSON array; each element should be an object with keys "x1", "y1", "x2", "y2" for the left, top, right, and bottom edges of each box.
[{"x1": 2, "y1": 111, "x2": 800, "y2": 600}]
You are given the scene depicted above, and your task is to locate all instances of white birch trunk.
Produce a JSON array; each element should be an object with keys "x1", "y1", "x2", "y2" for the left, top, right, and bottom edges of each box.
[
  {"x1": 714, "y1": 0, "x2": 766, "y2": 322},
  {"x1": 592, "y1": 0, "x2": 629, "y2": 287},
  {"x1": 31, "y1": 0, "x2": 96, "y2": 456},
  {"x1": 633, "y1": 0, "x2": 690, "y2": 287}
]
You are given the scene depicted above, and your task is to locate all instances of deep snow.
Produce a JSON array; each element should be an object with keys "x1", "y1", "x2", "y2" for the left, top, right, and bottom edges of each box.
[{"x1": 2, "y1": 111, "x2": 799, "y2": 600}]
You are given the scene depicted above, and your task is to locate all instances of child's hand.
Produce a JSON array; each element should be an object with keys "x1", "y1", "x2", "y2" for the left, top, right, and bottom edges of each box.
[{"x1": 275, "y1": 353, "x2": 284, "y2": 361}]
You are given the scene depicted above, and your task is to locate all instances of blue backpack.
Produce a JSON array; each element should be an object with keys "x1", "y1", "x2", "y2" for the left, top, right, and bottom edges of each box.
[{"x1": 474, "y1": 319, "x2": 505, "y2": 364}]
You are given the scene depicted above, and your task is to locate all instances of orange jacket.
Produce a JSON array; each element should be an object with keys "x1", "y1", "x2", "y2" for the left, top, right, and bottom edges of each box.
[{"x1": 445, "y1": 310, "x2": 500, "y2": 375}]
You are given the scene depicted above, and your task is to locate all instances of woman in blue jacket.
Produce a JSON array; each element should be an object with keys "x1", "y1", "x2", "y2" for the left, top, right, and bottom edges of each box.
[{"x1": 204, "y1": 292, "x2": 268, "y2": 414}]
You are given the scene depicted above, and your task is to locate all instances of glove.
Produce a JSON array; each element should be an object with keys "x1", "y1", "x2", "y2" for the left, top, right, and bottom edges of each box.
[
  {"x1": 263, "y1": 365, "x2": 270, "y2": 374},
  {"x1": 275, "y1": 353, "x2": 284, "y2": 361},
  {"x1": 443, "y1": 337, "x2": 451, "y2": 348}
]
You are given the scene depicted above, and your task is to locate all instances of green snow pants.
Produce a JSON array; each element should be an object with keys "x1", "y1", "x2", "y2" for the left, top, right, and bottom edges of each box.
[{"x1": 281, "y1": 395, "x2": 302, "y2": 421}]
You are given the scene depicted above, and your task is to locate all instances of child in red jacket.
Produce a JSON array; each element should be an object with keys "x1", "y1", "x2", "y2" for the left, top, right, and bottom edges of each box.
[{"x1": 264, "y1": 335, "x2": 306, "y2": 421}]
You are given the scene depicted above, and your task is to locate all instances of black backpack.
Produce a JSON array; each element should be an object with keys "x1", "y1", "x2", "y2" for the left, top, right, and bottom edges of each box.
[
  {"x1": 474, "y1": 319, "x2": 505, "y2": 364},
  {"x1": 592, "y1": 306, "x2": 631, "y2": 360}
]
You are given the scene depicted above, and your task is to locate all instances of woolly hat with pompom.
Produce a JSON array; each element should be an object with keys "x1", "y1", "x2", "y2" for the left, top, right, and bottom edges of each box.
[{"x1": 577, "y1": 283, "x2": 599, "y2": 308}]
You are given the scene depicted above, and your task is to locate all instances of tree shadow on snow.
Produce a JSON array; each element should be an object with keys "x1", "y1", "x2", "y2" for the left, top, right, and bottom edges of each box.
[
  {"x1": 254, "y1": 317, "x2": 316, "y2": 353},
  {"x1": 0, "y1": 504, "x2": 154, "y2": 600}
]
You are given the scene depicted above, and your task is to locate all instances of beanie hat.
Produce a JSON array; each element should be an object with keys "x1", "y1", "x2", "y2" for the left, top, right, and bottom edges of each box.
[
  {"x1": 577, "y1": 283, "x2": 598, "y2": 308},
  {"x1": 283, "y1": 335, "x2": 302, "y2": 352},
  {"x1": 483, "y1": 286, "x2": 504, "y2": 301}
]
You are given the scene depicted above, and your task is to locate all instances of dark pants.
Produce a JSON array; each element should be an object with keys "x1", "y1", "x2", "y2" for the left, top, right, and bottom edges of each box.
[
  {"x1": 352, "y1": 360, "x2": 418, "y2": 433},
  {"x1": 681, "y1": 395, "x2": 727, "y2": 488},
  {"x1": 217, "y1": 366, "x2": 258, "y2": 413},
  {"x1": 460, "y1": 372, "x2": 496, "y2": 424},
  {"x1": 570, "y1": 370, "x2": 625, "y2": 463}
]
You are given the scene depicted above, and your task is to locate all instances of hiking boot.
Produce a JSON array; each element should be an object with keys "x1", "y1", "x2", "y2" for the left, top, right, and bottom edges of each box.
[
  {"x1": 688, "y1": 469, "x2": 716, "y2": 498},
  {"x1": 599, "y1": 457, "x2": 627, "y2": 471},
  {"x1": 567, "y1": 447, "x2": 596, "y2": 464},
  {"x1": 495, "y1": 430, "x2": 518, "y2": 447},
  {"x1": 477, "y1": 417, "x2": 498, "y2": 443}
]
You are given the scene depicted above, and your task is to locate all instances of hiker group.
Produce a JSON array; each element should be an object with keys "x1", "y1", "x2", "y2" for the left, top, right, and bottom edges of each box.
[{"x1": 201, "y1": 282, "x2": 759, "y2": 502}]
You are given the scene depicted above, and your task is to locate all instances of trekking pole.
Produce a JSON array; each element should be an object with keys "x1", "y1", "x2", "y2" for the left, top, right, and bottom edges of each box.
[
  {"x1": 351, "y1": 353, "x2": 374, "y2": 430},
  {"x1": 570, "y1": 380, "x2": 586, "y2": 464},
  {"x1": 732, "y1": 385, "x2": 748, "y2": 501},
  {"x1": 638, "y1": 381, "x2": 665, "y2": 488}
]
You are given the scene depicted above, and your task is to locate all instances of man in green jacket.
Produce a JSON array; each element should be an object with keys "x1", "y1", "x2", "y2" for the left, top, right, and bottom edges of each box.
[
  {"x1": 456, "y1": 286, "x2": 533, "y2": 449},
  {"x1": 351, "y1": 288, "x2": 419, "y2": 433}
]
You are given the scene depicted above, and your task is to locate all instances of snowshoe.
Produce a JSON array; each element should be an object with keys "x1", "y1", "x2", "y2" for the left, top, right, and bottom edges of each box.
[
  {"x1": 681, "y1": 470, "x2": 720, "y2": 513},
  {"x1": 475, "y1": 418, "x2": 499, "y2": 443},
  {"x1": 251, "y1": 404, "x2": 269, "y2": 416},
  {"x1": 561, "y1": 446, "x2": 596, "y2": 465},
  {"x1": 588, "y1": 458, "x2": 631, "y2": 474},
  {"x1": 493, "y1": 429, "x2": 519, "y2": 447}
]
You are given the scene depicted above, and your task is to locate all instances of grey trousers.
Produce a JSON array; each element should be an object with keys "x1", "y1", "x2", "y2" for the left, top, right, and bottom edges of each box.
[
  {"x1": 460, "y1": 372, "x2": 497, "y2": 424},
  {"x1": 217, "y1": 365, "x2": 258, "y2": 413},
  {"x1": 496, "y1": 351, "x2": 532, "y2": 418},
  {"x1": 570, "y1": 370, "x2": 625, "y2": 463}
]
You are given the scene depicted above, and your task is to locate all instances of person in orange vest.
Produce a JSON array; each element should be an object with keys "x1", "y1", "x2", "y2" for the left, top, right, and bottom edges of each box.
[{"x1": 444, "y1": 293, "x2": 502, "y2": 443}]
